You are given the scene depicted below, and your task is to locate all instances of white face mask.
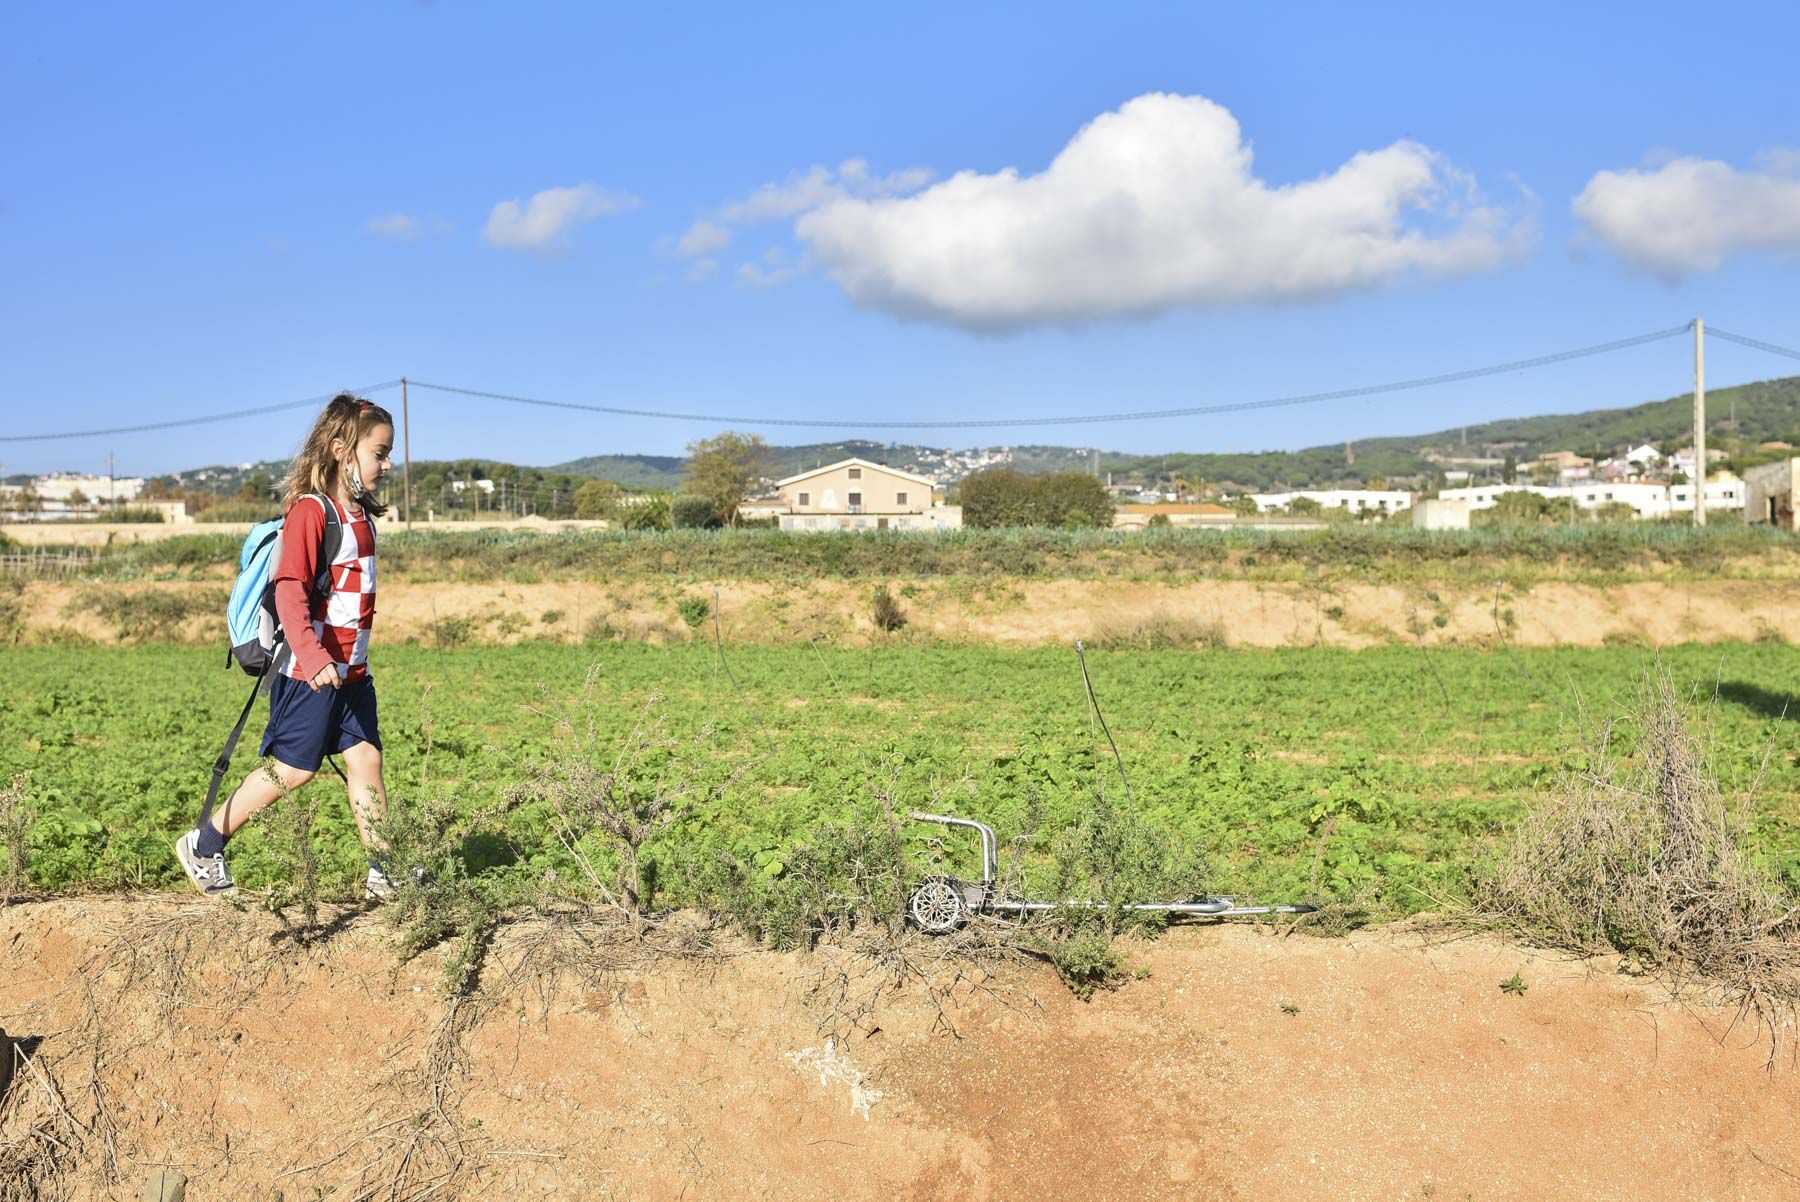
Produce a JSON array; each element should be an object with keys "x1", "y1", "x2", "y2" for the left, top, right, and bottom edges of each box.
[{"x1": 346, "y1": 458, "x2": 371, "y2": 502}]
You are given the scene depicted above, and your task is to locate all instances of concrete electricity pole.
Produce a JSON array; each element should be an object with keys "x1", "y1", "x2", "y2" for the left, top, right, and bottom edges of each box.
[
  {"x1": 401, "y1": 377, "x2": 413, "y2": 532},
  {"x1": 1693, "y1": 319, "x2": 1706, "y2": 528}
]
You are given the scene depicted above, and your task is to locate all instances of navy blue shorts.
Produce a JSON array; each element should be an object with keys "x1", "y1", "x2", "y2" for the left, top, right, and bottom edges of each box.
[{"x1": 261, "y1": 673, "x2": 381, "y2": 772}]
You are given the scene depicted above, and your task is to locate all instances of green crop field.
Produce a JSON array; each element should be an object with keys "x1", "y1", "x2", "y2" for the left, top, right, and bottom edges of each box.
[{"x1": 4, "y1": 642, "x2": 1798, "y2": 914}]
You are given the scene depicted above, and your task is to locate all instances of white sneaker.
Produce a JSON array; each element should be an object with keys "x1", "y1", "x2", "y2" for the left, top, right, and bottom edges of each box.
[
  {"x1": 174, "y1": 830, "x2": 237, "y2": 897},
  {"x1": 365, "y1": 863, "x2": 397, "y2": 901},
  {"x1": 365, "y1": 863, "x2": 424, "y2": 901}
]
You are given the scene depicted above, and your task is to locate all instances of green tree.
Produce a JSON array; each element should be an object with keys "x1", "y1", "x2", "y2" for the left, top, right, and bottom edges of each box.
[
  {"x1": 236, "y1": 472, "x2": 272, "y2": 503},
  {"x1": 960, "y1": 469, "x2": 1113, "y2": 528},
  {"x1": 573, "y1": 479, "x2": 622, "y2": 520},
  {"x1": 683, "y1": 432, "x2": 770, "y2": 526},
  {"x1": 66, "y1": 488, "x2": 89, "y2": 511},
  {"x1": 960, "y1": 469, "x2": 1033, "y2": 528},
  {"x1": 670, "y1": 493, "x2": 720, "y2": 529},
  {"x1": 15, "y1": 483, "x2": 40, "y2": 520},
  {"x1": 1502, "y1": 454, "x2": 1517, "y2": 484},
  {"x1": 620, "y1": 495, "x2": 672, "y2": 531}
]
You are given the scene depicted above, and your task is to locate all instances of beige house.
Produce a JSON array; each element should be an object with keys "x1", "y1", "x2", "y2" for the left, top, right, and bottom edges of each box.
[
  {"x1": 1746, "y1": 458, "x2": 1800, "y2": 531},
  {"x1": 772, "y1": 458, "x2": 962, "y2": 532}
]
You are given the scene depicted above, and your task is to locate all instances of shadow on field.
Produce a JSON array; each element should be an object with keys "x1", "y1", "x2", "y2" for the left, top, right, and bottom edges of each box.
[{"x1": 1717, "y1": 681, "x2": 1800, "y2": 723}]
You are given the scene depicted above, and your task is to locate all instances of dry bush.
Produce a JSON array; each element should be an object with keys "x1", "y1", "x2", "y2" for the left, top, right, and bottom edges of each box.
[
  {"x1": 1472, "y1": 669, "x2": 1800, "y2": 1063},
  {"x1": 1087, "y1": 610, "x2": 1227, "y2": 651},
  {"x1": 512, "y1": 668, "x2": 739, "y2": 934},
  {"x1": 870, "y1": 584, "x2": 908, "y2": 633},
  {"x1": 0, "y1": 775, "x2": 28, "y2": 904}
]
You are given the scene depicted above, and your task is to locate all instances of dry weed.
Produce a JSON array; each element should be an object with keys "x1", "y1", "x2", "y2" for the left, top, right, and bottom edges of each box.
[{"x1": 1472, "y1": 668, "x2": 1800, "y2": 1066}]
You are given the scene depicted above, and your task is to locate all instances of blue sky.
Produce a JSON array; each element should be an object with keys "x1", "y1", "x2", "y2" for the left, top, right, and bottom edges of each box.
[{"x1": 5, "y1": 1, "x2": 1799, "y2": 477}]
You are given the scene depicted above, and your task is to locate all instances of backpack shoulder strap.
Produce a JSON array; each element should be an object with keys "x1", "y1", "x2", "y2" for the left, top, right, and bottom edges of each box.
[{"x1": 303, "y1": 493, "x2": 343, "y2": 591}]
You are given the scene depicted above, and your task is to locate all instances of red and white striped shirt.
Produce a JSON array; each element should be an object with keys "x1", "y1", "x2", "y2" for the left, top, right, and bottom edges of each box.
[{"x1": 273, "y1": 495, "x2": 377, "y2": 685}]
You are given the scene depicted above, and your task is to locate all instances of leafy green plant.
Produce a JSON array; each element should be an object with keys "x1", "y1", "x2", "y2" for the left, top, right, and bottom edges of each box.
[
  {"x1": 1042, "y1": 931, "x2": 1125, "y2": 1000},
  {"x1": 1500, "y1": 973, "x2": 1528, "y2": 996},
  {"x1": 676, "y1": 595, "x2": 710, "y2": 628}
]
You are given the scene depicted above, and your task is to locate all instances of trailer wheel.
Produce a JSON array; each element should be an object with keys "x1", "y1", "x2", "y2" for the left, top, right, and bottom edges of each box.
[{"x1": 908, "y1": 876, "x2": 967, "y2": 935}]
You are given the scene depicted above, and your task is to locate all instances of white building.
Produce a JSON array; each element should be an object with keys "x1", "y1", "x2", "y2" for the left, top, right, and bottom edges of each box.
[
  {"x1": 1439, "y1": 477, "x2": 1744, "y2": 520},
  {"x1": 1251, "y1": 489, "x2": 1414, "y2": 515},
  {"x1": 32, "y1": 472, "x2": 147, "y2": 504}
]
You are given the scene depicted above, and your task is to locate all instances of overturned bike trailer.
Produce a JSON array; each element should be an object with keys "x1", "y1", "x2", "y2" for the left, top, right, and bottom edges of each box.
[{"x1": 906, "y1": 811, "x2": 1316, "y2": 935}]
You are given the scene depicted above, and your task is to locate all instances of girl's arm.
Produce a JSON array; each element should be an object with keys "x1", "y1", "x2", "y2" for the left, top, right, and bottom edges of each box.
[{"x1": 271, "y1": 498, "x2": 336, "y2": 684}]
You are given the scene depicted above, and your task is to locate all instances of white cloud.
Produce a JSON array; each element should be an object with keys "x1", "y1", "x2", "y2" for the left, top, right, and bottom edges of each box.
[
  {"x1": 1575, "y1": 151, "x2": 1800, "y2": 277},
  {"x1": 666, "y1": 159, "x2": 932, "y2": 285},
  {"x1": 736, "y1": 246, "x2": 801, "y2": 289},
  {"x1": 785, "y1": 93, "x2": 1524, "y2": 329},
  {"x1": 483, "y1": 183, "x2": 639, "y2": 254},
  {"x1": 365, "y1": 212, "x2": 451, "y2": 240},
  {"x1": 676, "y1": 219, "x2": 732, "y2": 258},
  {"x1": 719, "y1": 159, "x2": 931, "y2": 224}
]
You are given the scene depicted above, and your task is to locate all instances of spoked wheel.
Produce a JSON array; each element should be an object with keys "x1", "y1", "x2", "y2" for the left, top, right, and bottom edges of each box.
[{"x1": 908, "y1": 876, "x2": 968, "y2": 935}]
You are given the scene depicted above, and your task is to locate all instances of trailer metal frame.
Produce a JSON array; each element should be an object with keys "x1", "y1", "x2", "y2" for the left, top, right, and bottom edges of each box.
[{"x1": 906, "y1": 811, "x2": 1316, "y2": 934}]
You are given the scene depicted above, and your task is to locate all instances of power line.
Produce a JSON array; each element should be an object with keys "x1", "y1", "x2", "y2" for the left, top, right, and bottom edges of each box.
[
  {"x1": 0, "y1": 380, "x2": 405, "y2": 443},
  {"x1": 1705, "y1": 326, "x2": 1800, "y2": 364},
  {"x1": 19, "y1": 320, "x2": 1800, "y2": 445},
  {"x1": 408, "y1": 325, "x2": 1693, "y2": 430}
]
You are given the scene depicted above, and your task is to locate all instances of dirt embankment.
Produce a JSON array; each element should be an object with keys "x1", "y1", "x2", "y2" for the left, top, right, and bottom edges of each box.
[
  {"x1": 1, "y1": 896, "x2": 1797, "y2": 1201},
  {"x1": 20, "y1": 576, "x2": 1800, "y2": 648}
]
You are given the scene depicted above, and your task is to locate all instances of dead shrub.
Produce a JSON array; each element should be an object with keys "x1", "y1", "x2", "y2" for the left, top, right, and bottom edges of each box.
[
  {"x1": 511, "y1": 668, "x2": 737, "y2": 935},
  {"x1": 0, "y1": 774, "x2": 28, "y2": 904},
  {"x1": 1472, "y1": 668, "x2": 1800, "y2": 1063},
  {"x1": 870, "y1": 584, "x2": 908, "y2": 633},
  {"x1": 1088, "y1": 610, "x2": 1227, "y2": 651}
]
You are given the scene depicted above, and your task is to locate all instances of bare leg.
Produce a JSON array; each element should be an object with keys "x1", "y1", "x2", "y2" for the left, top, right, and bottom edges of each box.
[
  {"x1": 211, "y1": 759, "x2": 316, "y2": 838},
  {"x1": 339, "y1": 740, "x2": 388, "y2": 851}
]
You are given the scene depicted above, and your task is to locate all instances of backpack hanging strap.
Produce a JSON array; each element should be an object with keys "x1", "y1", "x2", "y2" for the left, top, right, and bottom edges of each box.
[{"x1": 198, "y1": 657, "x2": 272, "y2": 832}]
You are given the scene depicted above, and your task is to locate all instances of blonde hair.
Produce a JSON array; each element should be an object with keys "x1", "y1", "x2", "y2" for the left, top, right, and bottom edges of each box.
[{"x1": 282, "y1": 393, "x2": 395, "y2": 516}]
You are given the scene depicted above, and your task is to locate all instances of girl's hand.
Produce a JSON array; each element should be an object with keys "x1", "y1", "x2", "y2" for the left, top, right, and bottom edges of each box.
[{"x1": 309, "y1": 663, "x2": 341, "y2": 692}]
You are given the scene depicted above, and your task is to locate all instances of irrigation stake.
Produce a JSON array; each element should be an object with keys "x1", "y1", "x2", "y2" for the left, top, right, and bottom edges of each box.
[
  {"x1": 712, "y1": 588, "x2": 774, "y2": 754},
  {"x1": 1073, "y1": 639, "x2": 1133, "y2": 807}
]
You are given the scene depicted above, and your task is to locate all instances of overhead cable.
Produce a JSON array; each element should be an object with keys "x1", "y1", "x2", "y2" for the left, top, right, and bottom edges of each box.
[
  {"x1": 1705, "y1": 326, "x2": 1800, "y2": 364},
  {"x1": 0, "y1": 380, "x2": 405, "y2": 443},
  {"x1": 407, "y1": 325, "x2": 1693, "y2": 430}
]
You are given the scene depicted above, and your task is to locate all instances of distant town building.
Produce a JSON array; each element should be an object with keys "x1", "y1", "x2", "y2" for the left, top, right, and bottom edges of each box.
[
  {"x1": 1251, "y1": 489, "x2": 1414, "y2": 515},
  {"x1": 1439, "y1": 476, "x2": 1744, "y2": 520},
  {"x1": 1411, "y1": 498, "x2": 1471, "y2": 530},
  {"x1": 1745, "y1": 459, "x2": 1800, "y2": 530}
]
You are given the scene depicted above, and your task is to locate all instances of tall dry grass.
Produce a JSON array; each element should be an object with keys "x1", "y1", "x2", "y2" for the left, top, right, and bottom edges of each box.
[{"x1": 1473, "y1": 669, "x2": 1800, "y2": 1063}]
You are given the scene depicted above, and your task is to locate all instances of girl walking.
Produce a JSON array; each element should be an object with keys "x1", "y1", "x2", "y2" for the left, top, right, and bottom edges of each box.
[{"x1": 175, "y1": 393, "x2": 399, "y2": 899}]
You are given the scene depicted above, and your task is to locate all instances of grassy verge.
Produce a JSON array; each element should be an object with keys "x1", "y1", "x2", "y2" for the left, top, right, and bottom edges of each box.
[{"x1": 18, "y1": 523, "x2": 1800, "y2": 586}]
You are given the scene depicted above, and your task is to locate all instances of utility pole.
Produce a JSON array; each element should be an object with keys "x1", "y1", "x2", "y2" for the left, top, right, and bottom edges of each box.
[
  {"x1": 1694, "y1": 319, "x2": 1706, "y2": 527},
  {"x1": 108, "y1": 450, "x2": 115, "y2": 508},
  {"x1": 1345, "y1": 438, "x2": 1354, "y2": 467},
  {"x1": 401, "y1": 377, "x2": 413, "y2": 532}
]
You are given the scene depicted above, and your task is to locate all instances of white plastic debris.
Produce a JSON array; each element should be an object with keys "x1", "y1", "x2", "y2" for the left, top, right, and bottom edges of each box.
[{"x1": 785, "y1": 1039, "x2": 884, "y2": 1120}]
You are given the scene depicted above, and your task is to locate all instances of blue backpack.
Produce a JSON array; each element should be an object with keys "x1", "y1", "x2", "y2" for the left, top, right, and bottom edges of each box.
[
  {"x1": 201, "y1": 495, "x2": 342, "y2": 832},
  {"x1": 225, "y1": 494, "x2": 342, "y2": 678}
]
